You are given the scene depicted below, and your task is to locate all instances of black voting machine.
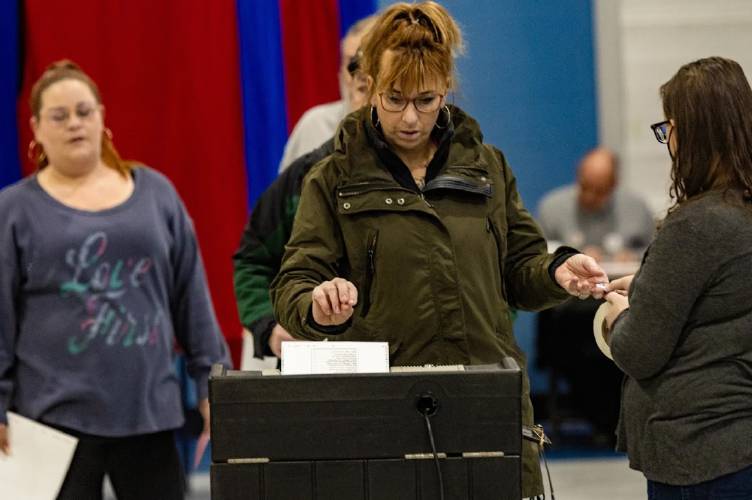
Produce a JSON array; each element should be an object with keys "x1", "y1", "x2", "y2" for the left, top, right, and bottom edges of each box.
[{"x1": 209, "y1": 359, "x2": 523, "y2": 500}]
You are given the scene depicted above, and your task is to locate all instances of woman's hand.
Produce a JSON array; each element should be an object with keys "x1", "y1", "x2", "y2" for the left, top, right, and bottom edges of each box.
[
  {"x1": 554, "y1": 253, "x2": 609, "y2": 299},
  {"x1": 0, "y1": 423, "x2": 9, "y2": 455},
  {"x1": 607, "y1": 274, "x2": 634, "y2": 296},
  {"x1": 198, "y1": 398, "x2": 210, "y2": 436},
  {"x1": 269, "y1": 323, "x2": 296, "y2": 357},
  {"x1": 604, "y1": 292, "x2": 630, "y2": 330},
  {"x1": 311, "y1": 278, "x2": 358, "y2": 326}
]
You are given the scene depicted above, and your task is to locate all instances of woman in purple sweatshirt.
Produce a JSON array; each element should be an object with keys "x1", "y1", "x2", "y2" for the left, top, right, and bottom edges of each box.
[{"x1": 0, "y1": 60, "x2": 230, "y2": 500}]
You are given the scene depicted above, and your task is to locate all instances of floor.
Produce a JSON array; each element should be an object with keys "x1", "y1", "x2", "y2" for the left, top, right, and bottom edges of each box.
[
  {"x1": 106, "y1": 455, "x2": 644, "y2": 500},
  {"x1": 545, "y1": 455, "x2": 645, "y2": 499}
]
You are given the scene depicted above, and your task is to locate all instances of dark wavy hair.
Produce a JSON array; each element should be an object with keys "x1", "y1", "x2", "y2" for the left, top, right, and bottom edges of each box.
[{"x1": 661, "y1": 57, "x2": 752, "y2": 212}]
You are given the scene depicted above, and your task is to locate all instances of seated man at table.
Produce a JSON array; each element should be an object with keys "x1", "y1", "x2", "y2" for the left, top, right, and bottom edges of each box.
[
  {"x1": 535, "y1": 147, "x2": 654, "y2": 446},
  {"x1": 538, "y1": 147, "x2": 654, "y2": 261},
  {"x1": 277, "y1": 15, "x2": 375, "y2": 172}
]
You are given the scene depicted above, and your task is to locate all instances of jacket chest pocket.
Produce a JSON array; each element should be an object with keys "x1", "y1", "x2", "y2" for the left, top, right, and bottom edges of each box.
[
  {"x1": 336, "y1": 186, "x2": 422, "y2": 216},
  {"x1": 336, "y1": 185, "x2": 432, "y2": 320}
]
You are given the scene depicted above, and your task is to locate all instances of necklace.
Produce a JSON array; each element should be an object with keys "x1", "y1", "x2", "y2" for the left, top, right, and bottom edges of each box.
[{"x1": 405, "y1": 150, "x2": 432, "y2": 191}]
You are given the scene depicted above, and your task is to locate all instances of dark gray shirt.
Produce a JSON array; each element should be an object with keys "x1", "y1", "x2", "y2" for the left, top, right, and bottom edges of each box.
[
  {"x1": 611, "y1": 191, "x2": 752, "y2": 485},
  {"x1": 0, "y1": 167, "x2": 230, "y2": 436},
  {"x1": 538, "y1": 184, "x2": 655, "y2": 253}
]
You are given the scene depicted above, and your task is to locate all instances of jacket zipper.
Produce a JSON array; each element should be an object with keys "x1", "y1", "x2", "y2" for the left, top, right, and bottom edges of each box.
[
  {"x1": 487, "y1": 217, "x2": 507, "y2": 300},
  {"x1": 419, "y1": 192, "x2": 433, "y2": 208},
  {"x1": 360, "y1": 230, "x2": 379, "y2": 317},
  {"x1": 424, "y1": 175, "x2": 492, "y2": 197},
  {"x1": 338, "y1": 183, "x2": 413, "y2": 198}
]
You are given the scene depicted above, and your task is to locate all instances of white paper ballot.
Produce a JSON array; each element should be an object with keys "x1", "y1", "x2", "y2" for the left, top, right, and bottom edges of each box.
[
  {"x1": 281, "y1": 341, "x2": 390, "y2": 375},
  {"x1": 0, "y1": 412, "x2": 78, "y2": 500}
]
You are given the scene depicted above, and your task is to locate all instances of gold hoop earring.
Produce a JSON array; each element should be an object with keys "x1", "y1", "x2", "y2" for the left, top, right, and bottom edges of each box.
[
  {"x1": 27, "y1": 140, "x2": 46, "y2": 163},
  {"x1": 27, "y1": 140, "x2": 37, "y2": 161},
  {"x1": 434, "y1": 105, "x2": 451, "y2": 130},
  {"x1": 370, "y1": 105, "x2": 380, "y2": 128}
]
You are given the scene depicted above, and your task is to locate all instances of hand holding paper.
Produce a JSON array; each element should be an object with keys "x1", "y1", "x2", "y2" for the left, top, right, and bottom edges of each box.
[
  {"x1": 607, "y1": 274, "x2": 634, "y2": 296},
  {"x1": 0, "y1": 423, "x2": 8, "y2": 455},
  {"x1": 593, "y1": 291, "x2": 631, "y2": 361},
  {"x1": 193, "y1": 398, "x2": 211, "y2": 471},
  {"x1": 0, "y1": 412, "x2": 78, "y2": 500},
  {"x1": 554, "y1": 253, "x2": 609, "y2": 299},
  {"x1": 605, "y1": 291, "x2": 630, "y2": 329}
]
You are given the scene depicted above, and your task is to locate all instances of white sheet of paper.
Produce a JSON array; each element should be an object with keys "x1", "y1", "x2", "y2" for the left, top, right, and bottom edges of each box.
[
  {"x1": 281, "y1": 341, "x2": 390, "y2": 375},
  {"x1": 0, "y1": 412, "x2": 78, "y2": 500}
]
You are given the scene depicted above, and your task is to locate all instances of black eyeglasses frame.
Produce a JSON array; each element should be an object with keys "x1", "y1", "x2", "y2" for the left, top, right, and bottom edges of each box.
[{"x1": 650, "y1": 120, "x2": 671, "y2": 144}]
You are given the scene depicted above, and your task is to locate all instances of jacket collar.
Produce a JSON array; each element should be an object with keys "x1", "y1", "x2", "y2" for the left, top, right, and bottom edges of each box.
[
  {"x1": 363, "y1": 106, "x2": 454, "y2": 191},
  {"x1": 334, "y1": 105, "x2": 490, "y2": 190}
]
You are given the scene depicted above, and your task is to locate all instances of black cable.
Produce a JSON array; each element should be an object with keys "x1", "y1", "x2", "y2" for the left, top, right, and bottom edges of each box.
[
  {"x1": 524, "y1": 425, "x2": 556, "y2": 499},
  {"x1": 423, "y1": 412, "x2": 445, "y2": 500},
  {"x1": 539, "y1": 445, "x2": 555, "y2": 500}
]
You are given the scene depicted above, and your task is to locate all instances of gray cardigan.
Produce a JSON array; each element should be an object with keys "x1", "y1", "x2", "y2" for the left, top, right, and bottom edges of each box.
[{"x1": 611, "y1": 190, "x2": 752, "y2": 485}]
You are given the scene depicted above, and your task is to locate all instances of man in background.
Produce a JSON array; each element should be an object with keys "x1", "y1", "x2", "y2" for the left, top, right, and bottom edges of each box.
[
  {"x1": 536, "y1": 147, "x2": 654, "y2": 446},
  {"x1": 277, "y1": 15, "x2": 375, "y2": 172},
  {"x1": 233, "y1": 21, "x2": 373, "y2": 363},
  {"x1": 538, "y1": 147, "x2": 654, "y2": 261}
]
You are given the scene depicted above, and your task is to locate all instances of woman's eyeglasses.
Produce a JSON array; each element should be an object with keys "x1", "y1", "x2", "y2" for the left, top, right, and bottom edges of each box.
[
  {"x1": 43, "y1": 103, "x2": 98, "y2": 128},
  {"x1": 379, "y1": 92, "x2": 444, "y2": 113},
  {"x1": 650, "y1": 120, "x2": 671, "y2": 144}
]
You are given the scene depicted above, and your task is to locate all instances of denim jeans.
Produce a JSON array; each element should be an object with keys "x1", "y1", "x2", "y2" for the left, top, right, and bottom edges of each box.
[{"x1": 647, "y1": 464, "x2": 752, "y2": 500}]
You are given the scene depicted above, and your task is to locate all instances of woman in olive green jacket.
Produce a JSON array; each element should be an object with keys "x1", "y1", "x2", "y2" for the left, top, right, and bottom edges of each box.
[{"x1": 271, "y1": 2, "x2": 608, "y2": 497}]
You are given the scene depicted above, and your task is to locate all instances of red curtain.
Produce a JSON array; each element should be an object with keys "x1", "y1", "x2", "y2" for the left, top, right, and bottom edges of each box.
[
  {"x1": 18, "y1": 0, "x2": 247, "y2": 365},
  {"x1": 279, "y1": 0, "x2": 341, "y2": 133}
]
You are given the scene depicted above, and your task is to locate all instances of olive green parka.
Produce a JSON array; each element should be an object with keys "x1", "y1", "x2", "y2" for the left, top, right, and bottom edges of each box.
[{"x1": 271, "y1": 105, "x2": 571, "y2": 497}]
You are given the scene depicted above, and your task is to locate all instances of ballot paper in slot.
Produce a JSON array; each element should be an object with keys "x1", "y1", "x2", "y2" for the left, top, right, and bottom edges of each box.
[
  {"x1": 281, "y1": 340, "x2": 390, "y2": 375},
  {"x1": 0, "y1": 412, "x2": 78, "y2": 500}
]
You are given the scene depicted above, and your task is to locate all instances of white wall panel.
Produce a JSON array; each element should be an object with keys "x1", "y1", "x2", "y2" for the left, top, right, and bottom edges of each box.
[{"x1": 595, "y1": 0, "x2": 752, "y2": 215}]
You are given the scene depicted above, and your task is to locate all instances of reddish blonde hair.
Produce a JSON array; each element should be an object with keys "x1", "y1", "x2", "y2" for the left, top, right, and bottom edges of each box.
[
  {"x1": 30, "y1": 59, "x2": 132, "y2": 176},
  {"x1": 360, "y1": 1, "x2": 463, "y2": 97}
]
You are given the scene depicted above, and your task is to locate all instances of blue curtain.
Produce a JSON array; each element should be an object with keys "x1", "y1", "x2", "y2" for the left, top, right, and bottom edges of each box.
[
  {"x1": 236, "y1": 0, "x2": 288, "y2": 209},
  {"x1": 338, "y1": 0, "x2": 376, "y2": 36},
  {"x1": 0, "y1": 0, "x2": 21, "y2": 189},
  {"x1": 236, "y1": 0, "x2": 376, "y2": 210}
]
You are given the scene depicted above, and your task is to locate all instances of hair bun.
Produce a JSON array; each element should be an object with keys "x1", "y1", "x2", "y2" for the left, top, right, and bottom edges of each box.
[{"x1": 46, "y1": 59, "x2": 82, "y2": 73}]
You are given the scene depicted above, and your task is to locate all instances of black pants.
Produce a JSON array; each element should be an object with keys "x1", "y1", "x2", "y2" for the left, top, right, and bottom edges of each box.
[{"x1": 55, "y1": 428, "x2": 184, "y2": 500}]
